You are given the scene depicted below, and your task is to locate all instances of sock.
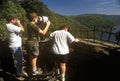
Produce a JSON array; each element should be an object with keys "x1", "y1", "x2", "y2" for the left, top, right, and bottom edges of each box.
[
  {"x1": 57, "y1": 69, "x2": 60, "y2": 74},
  {"x1": 61, "y1": 74, "x2": 65, "y2": 81},
  {"x1": 61, "y1": 74, "x2": 65, "y2": 78}
]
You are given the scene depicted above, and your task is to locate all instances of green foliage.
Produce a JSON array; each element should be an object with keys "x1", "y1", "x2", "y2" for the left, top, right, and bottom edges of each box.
[
  {"x1": 73, "y1": 14, "x2": 115, "y2": 30},
  {"x1": 0, "y1": 19, "x2": 8, "y2": 41},
  {"x1": 0, "y1": 0, "x2": 119, "y2": 41},
  {"x1": 20, "y1": 0, "x2": 50, "y2": 16},
  {"x1": 0, "y1": 0, "x2": 28, "y2": 41},
  {"x1": 108, "y1": 15, "x2": 120, "y2": 24}
]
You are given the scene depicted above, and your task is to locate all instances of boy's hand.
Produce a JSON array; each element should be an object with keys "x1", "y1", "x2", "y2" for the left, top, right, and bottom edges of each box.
[{"x1": 75, "y1": 38, "x2": 79, "y2": 42}]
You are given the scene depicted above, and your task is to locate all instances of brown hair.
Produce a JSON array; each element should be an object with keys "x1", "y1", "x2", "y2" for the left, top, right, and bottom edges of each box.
[
  {"x1": 60, "y1": 25, "x2": 68, "y2": 30},
  {"x1": 6, "y1": 15, "x2": 16, "y2": 22},
  {"x1": 28, "y1": 12, "x2": 38, "y2": 21}
]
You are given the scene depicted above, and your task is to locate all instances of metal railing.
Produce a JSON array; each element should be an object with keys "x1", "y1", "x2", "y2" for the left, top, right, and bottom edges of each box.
[{"x1": 71, "y1": 27, "x2": 119, "y2": 45}]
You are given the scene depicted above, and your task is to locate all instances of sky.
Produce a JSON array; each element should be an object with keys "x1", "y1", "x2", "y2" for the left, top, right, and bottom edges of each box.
[{"x1": 41, "y1": 0, "x2": 120, "y2": 16}]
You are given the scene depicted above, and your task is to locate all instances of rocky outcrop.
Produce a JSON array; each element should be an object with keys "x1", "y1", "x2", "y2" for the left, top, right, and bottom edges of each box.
[
  {"x1": 67, "y1": 38, "x2": 120, "y2": 81},
  {"x1": 70, "y1": 38, "x2": 120, "y2": 55},
  {"x1": 0, "y1": 38, "x2": 120, "y2": 81}
]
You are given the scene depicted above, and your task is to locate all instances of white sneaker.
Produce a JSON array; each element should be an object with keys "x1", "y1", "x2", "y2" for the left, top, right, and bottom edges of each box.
[
  {"x1": 57, "y1": 75, "x2": 65, "y2": 81},
  {"x1": 32, "y1": 70, "x2": 43, "y2": 75}
]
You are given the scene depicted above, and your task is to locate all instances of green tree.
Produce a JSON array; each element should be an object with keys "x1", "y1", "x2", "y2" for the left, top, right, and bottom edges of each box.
[
  {"x1": 20, "y1": 0, "x2": 49, "y2": 15},
  {"x1": 73, "y1": 14, "x2": 115, "y2": 30},
  {"x1": 0, "y1": 0, "x2": 28, "y2": 41}
]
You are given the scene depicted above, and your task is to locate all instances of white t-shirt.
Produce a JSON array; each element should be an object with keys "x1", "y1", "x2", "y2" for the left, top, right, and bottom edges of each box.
[
  {"x1": 50, "y1": 30, "x2": 75, "y2": 55},
  {"x1": 6, "y1": 24, "x2": 21, "y2": 47}
]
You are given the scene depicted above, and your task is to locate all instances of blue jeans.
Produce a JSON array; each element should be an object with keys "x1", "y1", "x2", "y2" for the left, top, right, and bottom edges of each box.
[{"x1": 9, "y1": 47, "x2": 23, "y2": 74}]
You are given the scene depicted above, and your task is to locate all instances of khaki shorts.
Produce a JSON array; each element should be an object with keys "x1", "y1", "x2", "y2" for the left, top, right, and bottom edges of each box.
[{"x1": 26, "y1": 41, "x2": 39, "y2": 56}]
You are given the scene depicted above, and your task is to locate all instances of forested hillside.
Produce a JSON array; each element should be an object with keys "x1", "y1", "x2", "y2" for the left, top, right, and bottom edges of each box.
[
  {"x1": 72, "y1": 14, "x2": 116, "y2": 30},
  {"x1": 107, "y1": 15, "x2": 120, "y2": 24},
  {"x1": 0, "y1": 0, "x2": 119, "y2": 41},
  {"x1": 0, "y1": 0, "x2": 88, "y2": 41}
]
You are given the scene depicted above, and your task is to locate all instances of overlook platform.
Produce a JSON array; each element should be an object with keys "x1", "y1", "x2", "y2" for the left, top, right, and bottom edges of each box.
[{"x1": 0, "y1": 38, "x2": 120, "y2": 81}]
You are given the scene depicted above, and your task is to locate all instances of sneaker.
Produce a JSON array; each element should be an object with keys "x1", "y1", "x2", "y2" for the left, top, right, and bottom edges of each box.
[
  {"x1": 55, "y1": 69, "x2": 60, "y2": 76},
  {"x1": 32, "y1": 70, "x2": 43, "y2": 75},
  {"x1": 59, "y1": 77, "x2": 65, "y2": 81},
  {"x1": 57, "y1": 75, "x2": 65, "y2": 81},
  {"x1": 37, "y1": 67, "x2": 42, "y2": 71},
  {"x1": 17, "y1": 72, "x2": 26, "y2": 77}
]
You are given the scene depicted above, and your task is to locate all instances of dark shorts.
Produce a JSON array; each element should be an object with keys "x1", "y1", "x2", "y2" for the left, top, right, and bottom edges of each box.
[
  {"x1": 26, "y1": 41, "x2": 39, "y2": 56},
  {"x1": 52, "y1": 54, "x2": 69, "y2": 63}
]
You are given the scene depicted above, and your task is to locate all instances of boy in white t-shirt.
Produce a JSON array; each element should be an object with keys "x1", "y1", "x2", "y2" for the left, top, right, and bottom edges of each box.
[
  {"x1": 50, "y1": 25, "x2": 79, "y2": 81},
  {"x1": 6, "y1": 16, "x2": 26, "y2": 77}
]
